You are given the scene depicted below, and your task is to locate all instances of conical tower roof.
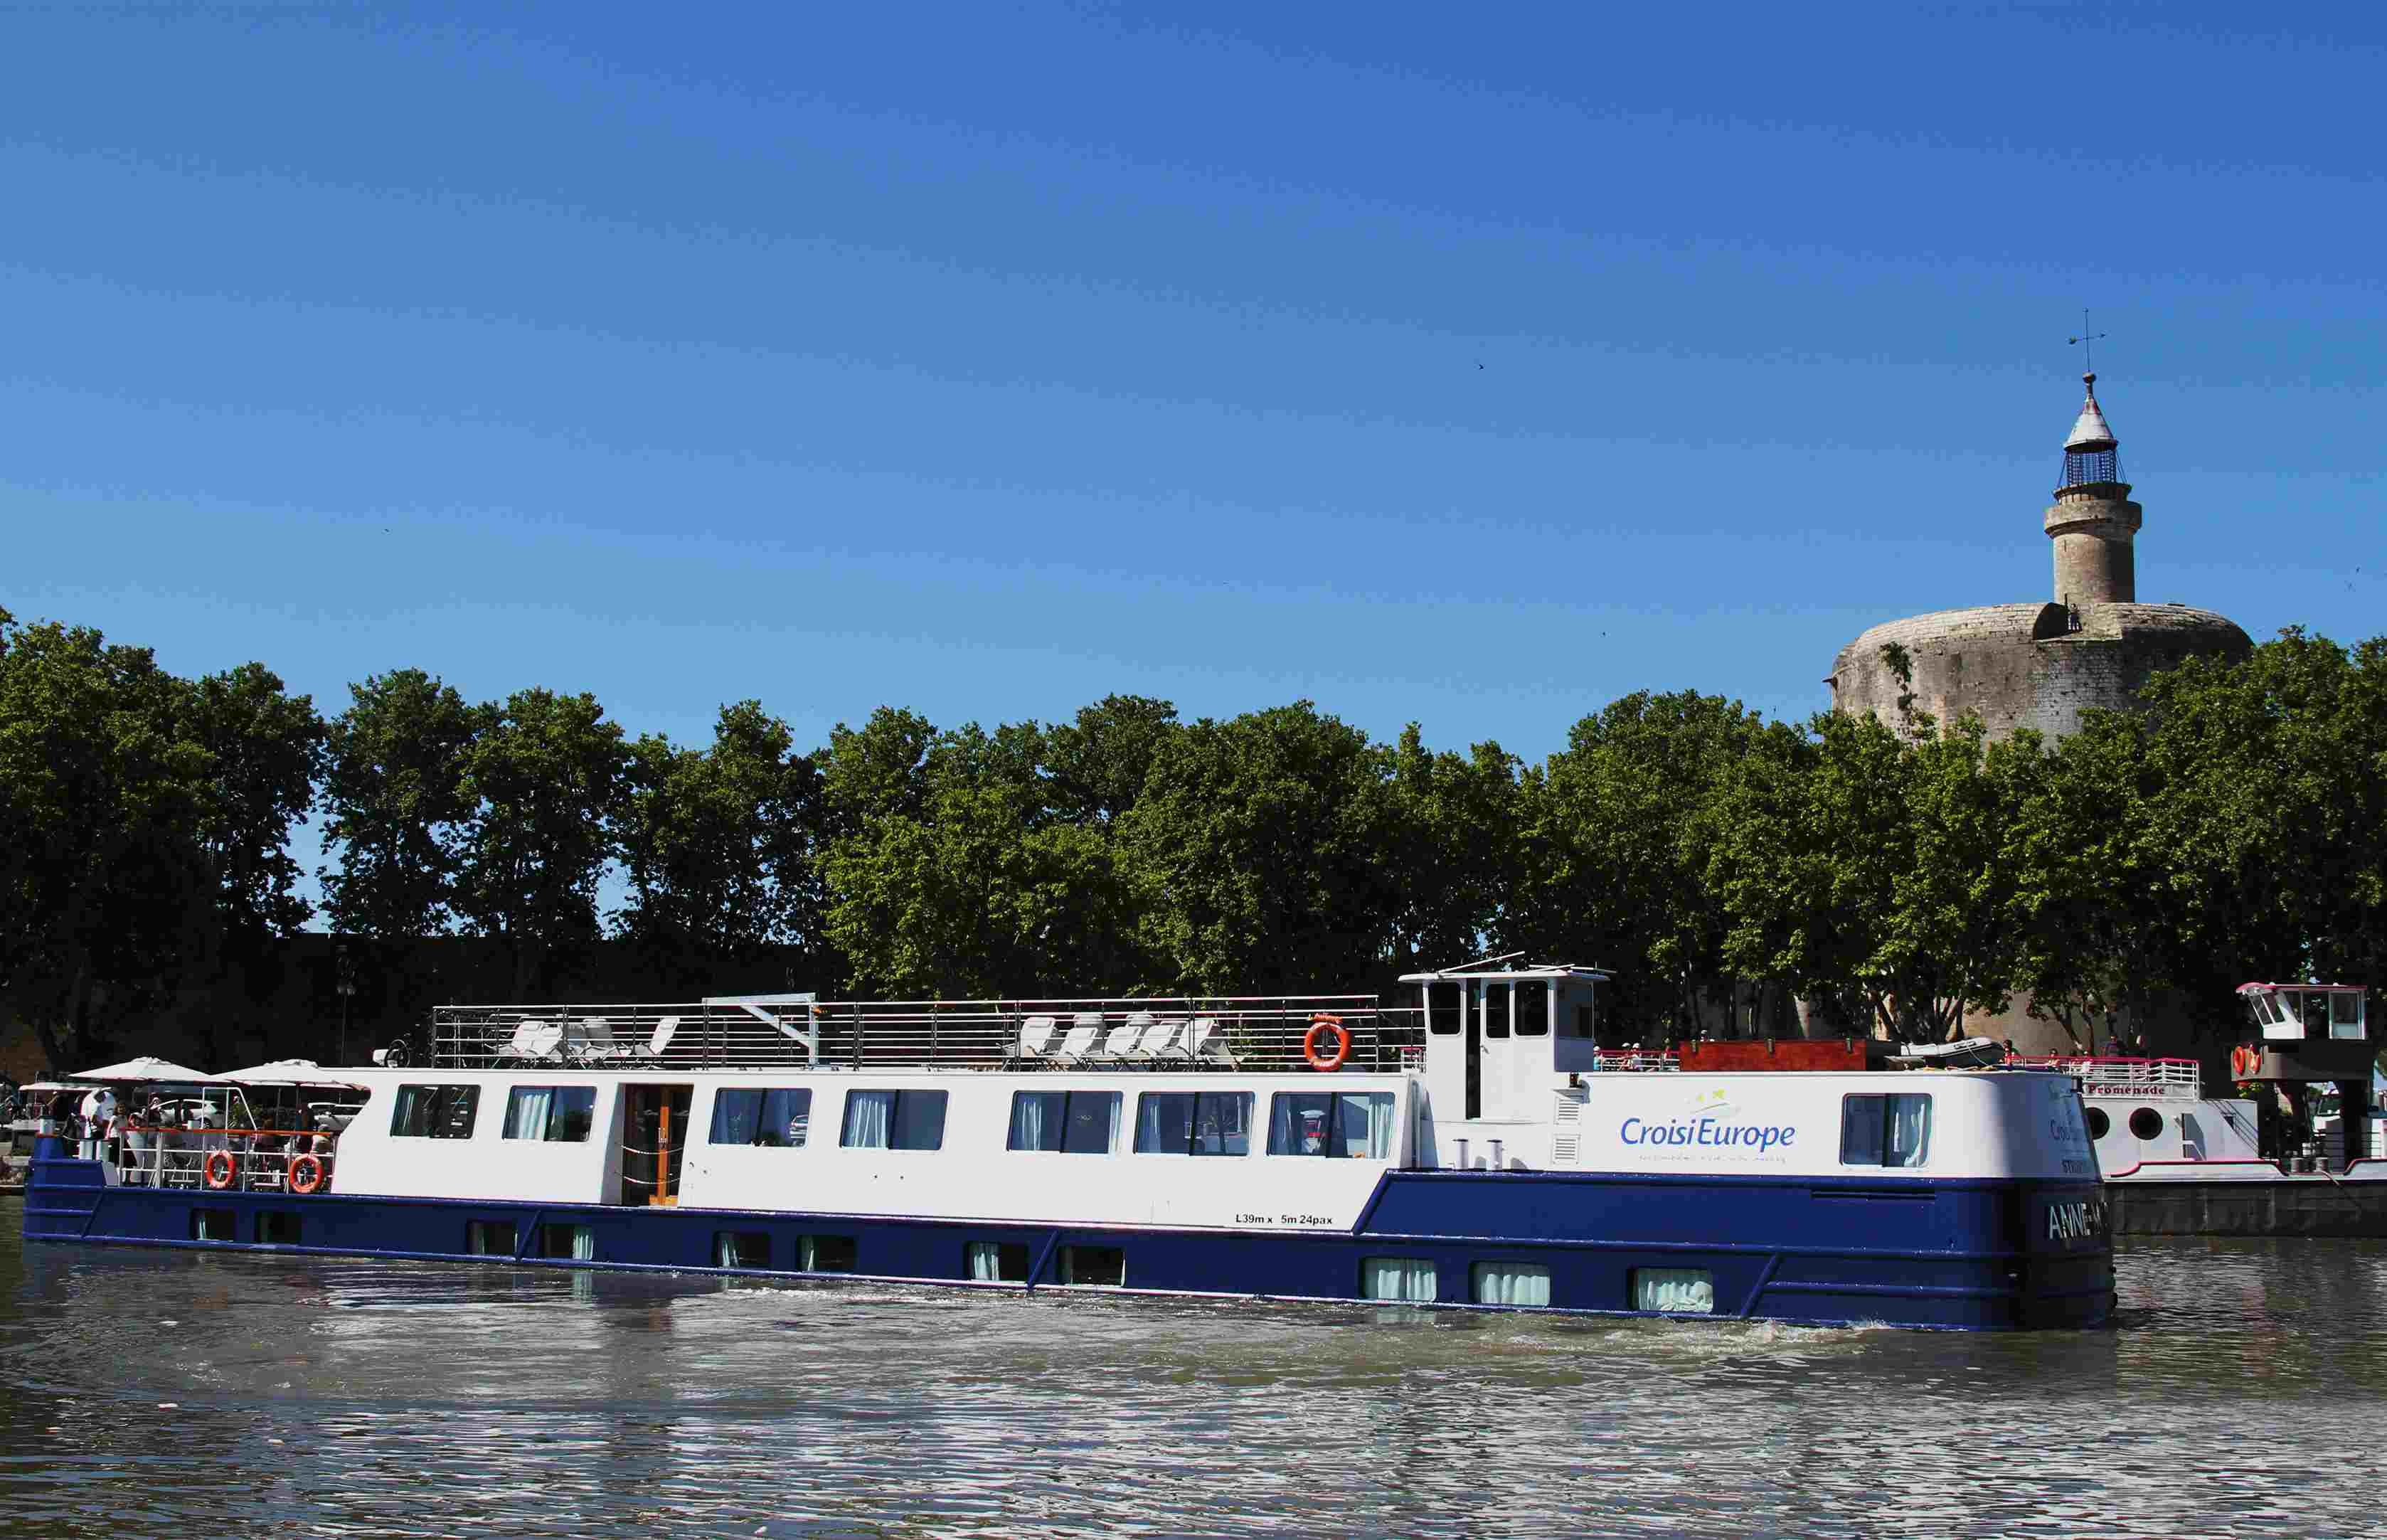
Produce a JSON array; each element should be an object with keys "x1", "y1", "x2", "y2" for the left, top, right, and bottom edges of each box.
[{"x1": 2065, "y1": 373, "x2": 2116, "y2": 450}]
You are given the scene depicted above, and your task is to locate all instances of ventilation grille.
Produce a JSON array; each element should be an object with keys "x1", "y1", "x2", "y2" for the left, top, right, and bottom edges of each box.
[{"x1": 1552, "y1": 1087, "x2": 1588, "y2": 1164}]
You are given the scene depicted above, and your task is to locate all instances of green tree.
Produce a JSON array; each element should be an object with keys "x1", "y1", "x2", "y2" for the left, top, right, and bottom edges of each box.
[
  {"x1": 1384, "y1": 725, "x2": 1519, "y2": 975},
  {"x1": 1120, "y1": 701, "x2": 1398, "y2": 994},
  {"x1": 319, "y1": 669, "x2": 482, "y2": 938},
  {"x1": 617, "y1": 701, "x2": 824, "y2": 987},
  {"x1": 1509, "y1": 691, "x2": 1788, "y2": 1037},
  {"x1": 453, "y1": 687, "x2": 627, "y2": 999}
]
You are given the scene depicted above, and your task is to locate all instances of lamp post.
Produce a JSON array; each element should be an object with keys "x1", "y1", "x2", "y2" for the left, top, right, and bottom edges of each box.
[{"x1": 336, "y1": 940, "x2": 357, "y2": 1066}]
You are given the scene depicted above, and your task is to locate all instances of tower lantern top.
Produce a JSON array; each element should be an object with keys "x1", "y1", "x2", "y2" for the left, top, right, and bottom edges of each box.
[{"x1": 2060, "y1": 373, "x2": 2122, "y2": 489}]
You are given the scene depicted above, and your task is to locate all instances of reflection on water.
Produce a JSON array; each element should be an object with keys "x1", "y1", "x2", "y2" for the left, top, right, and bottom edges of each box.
[{"x1": 2, "y1": 1206, "x2": 2384, "y2": 1538}]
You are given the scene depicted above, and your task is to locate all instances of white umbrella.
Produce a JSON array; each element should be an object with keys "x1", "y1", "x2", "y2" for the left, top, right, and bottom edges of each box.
[
  {"x1": 71, "y1": 1056, "x2": 221, "y2": 1083},
  {"x1": 220, "y1": 1058, "x2": 356, "y2": 1085}
]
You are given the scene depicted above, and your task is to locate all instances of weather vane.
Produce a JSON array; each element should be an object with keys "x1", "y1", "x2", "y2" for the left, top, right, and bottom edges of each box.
[{"x1": 2067, "y1": 309, "x2": 2108, "y2": 375}]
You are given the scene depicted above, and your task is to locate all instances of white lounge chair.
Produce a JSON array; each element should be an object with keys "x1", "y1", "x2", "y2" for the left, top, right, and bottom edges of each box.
[
  {"x1": 1011, "y1": 1015, "x2": 1058, "y2": 1069},
  {"x1": 646, "y1": 1016, "x2": 679, "y2": 1063},
  {"x1": 508, "y1": 1019, "x2": 563, "y2": 1064},
  {"x1": 1117, "y1": 1011, "x2": 1169, "y2": 1067},
  {"x1": 1053, "y1": 1014, "x2": 1105, "y2": 1068},
  {"x1": 1185, "y1": 1016, "x2": 1238, "y2": 1071},
  {"x1": 1102, "y1": 1019, "x2": 1146, "y2": 1064},
  {"x1": 567, "y1": 1017, "x2": 632, "y2": 1066},
  {"x1": 1142, "y1": 1017, "x2": 1189, "y2": 1064}
]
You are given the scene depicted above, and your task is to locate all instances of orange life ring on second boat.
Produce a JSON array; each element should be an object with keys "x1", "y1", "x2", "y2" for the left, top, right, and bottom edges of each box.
[
  {"x1": 201, "y1": 1149, "x2": 236, "y2": 1190},
  {"x1": 2232, "y1": 1045, "x2": 2259, "y2": 1081},
  {"x1": 1303, "y1": 1014, "x2": 1351, "y2": 1072},
  {"x1": 287, "y1": 1153, "x2": 326, "y2": 1195}
]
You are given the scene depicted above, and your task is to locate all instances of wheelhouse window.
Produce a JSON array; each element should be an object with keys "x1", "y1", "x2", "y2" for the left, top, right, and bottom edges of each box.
[
  {"x1": 711, "y1": 1088, "x2": 813, "y2": 1147},
  {"x1": 1474, "y1": 979, "x2": 1509, "y2": 1039},
  {"x1": 390, "y1": 1084, "x2": 481, "y2": 1140},
  {"x1": 840, "y1": 1090, "x2": 947, "y2": 1151},
  {"x1": 1840, "y1": 1093, "x2": 1933, "y2": 1169},
  {"x1": 1266, "y1": 1091, "x2": 1397, "y2": 1159},
  {"x1": 1514, "y1": 980, "x2": 1550, "y2": 1036},
  {"x1": 2331, "y1": 991, "x2": 2365, "y2": 1041},
  {"x1": 1007, "y1": 1090, "x2": 1121, "y2": 1154},
  {"x1": 1133, "y1": 1091, "x2": 1253, "y2": 1156},
  {"x1": 502, "y1": 1086, "x2": 597, "y2": 1142},
  {"x1": 1426, "y1": 984, "x2": 1462, "y2": 1036}
]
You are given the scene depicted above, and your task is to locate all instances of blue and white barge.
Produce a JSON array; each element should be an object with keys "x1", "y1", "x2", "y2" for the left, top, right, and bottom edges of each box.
[{"x1": 21, "y1": 962, "x2": 2112, "y2": 1329}]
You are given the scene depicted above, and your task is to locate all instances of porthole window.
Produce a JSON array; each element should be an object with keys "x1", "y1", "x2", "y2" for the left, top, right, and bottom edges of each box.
[
  {"x1": 2127, "y1": 1108, "x2": 2164, "y2": 1142},
  {"x1": 2085, "y1": 1107, "x2": 2111, "y2": 1140}
]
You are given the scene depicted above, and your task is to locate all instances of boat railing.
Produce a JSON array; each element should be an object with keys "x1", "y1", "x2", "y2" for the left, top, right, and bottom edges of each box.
[
  {"x1": 427, "y1": 996, "x2": 1424, "y2": 1073},
  {"x1": 107, "y1": 1122, "x2": 339, "y2": 1192},
  {"x1": 2008, "y1": 1055, "x2": 2204, "y2": 1099},
  {"x1": 1590, "y1": 1049, "x2": 1681, "y2": 1073}
]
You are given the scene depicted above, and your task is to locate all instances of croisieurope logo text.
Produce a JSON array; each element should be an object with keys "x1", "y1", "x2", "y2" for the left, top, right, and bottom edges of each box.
[{"x1": 1619, "y1": 1115, "x2": 1797, "y2": 1154}]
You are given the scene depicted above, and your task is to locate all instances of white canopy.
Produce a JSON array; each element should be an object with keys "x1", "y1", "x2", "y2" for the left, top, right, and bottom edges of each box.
[
  {"x1": 220, "y1": 1058, "x2": 359, "y2": 1086},
  {"x1": 71, "y1": 1056, "x2": 222, "y2": 1083}
]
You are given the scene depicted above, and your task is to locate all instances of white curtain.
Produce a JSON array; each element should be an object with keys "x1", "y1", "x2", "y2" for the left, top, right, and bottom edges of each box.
[
  {"x1": 1472, "y1": 1263, "x2": 1551, "y2": 1307},
  {"x1": 843, "y1": 1091, "x2": 893, "y2": 1149},
  {"x1": 1363, "y1": 1257, "x2": 1435, "y2": 1302},
  {"x1": 1633, "y1": 1268, "x2": 1714, "y2": 1314},
  {"x1": 1134, "y1": 1094, "x2": 1176, "y2": 1153},
  {"x1": 1345, "y1": 1094, "x2": 1396, "y2": 1159},
  {"x1": 1009, "y1": 1093, "x2": 1051, "y2": 1151},
  {"x1": 570, "y1": 1225, "x2": 595, "y2": 1261},
  {"x1": 505, "y1": 1087, "x2": 554, "y2": 1141},
  {"x1": 967, "y1": 1241, "x2": 1003, "y2": 1280},
  {"x1": 1886, "y1": 1094, "x2": 1933, "y2": 1168},
  {"x1": 1086, "y1": 1093, "x2": 1120, "y2": 1154}
]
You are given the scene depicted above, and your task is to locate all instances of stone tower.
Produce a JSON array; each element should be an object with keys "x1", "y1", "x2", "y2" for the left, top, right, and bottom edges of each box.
[
  {"x1": 1829, "y1": 373, "x2": 2250, "y2": 743},
  {"x1": 1827, "y1": 373, "x2": 2253, "y2": 1050},
  {"x1": 2045, "y1": 373, "x2": 2140, "y2": 607}
]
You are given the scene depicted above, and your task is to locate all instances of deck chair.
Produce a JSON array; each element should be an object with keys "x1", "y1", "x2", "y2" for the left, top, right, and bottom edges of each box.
[
  {"x1": 507, "y1": 1019, "x2": 564, "y2": 1065},
  {"x1": 1103, "y1": 1018, "x2": 1147, "y2": 1066},
  {"x1": 644, "y1": 1016, "x2": 679, "y2": 1064},
  {"x1": 566, "y1": 1017, "x2": 632, "y2": 1066},
  {"x1": 1185, "y1": 1016, "x2": 1238, "y2": 1071},
  {"x1": 1010, "y1": 1015, "x2": 1058, "y2": 1070},
  {"x1": 1052, "y1": 1015, "x2": 1104, "y2": 1068},
  {"x1": 1142, "y1": 1017, "x2": 1189, "y2": 1065}
]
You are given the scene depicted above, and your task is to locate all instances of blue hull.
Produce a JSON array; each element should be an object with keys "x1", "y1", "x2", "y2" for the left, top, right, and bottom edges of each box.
[{"x1": 21, "y1": 1144, "x2": 2111, "y2": 1331}]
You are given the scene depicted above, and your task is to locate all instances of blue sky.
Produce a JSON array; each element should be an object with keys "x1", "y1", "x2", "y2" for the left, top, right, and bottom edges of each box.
[{"x1": 5, "y1": 4, "x2": 2380, "y2": 819}]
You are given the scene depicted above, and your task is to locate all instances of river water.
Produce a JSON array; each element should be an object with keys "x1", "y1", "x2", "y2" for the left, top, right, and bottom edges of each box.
[{"x1": 1, "y1": 1209, "x2": 2383, "y2": 1539}]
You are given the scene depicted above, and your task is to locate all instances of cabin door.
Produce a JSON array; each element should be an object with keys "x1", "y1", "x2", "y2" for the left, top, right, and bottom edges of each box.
[{"x1": 620, "y1": 1085, "x2": 693, "y2": 1206}]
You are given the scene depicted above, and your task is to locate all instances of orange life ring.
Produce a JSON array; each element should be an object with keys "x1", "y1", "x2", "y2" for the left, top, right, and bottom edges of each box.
[
  {"x1": 1303, "y1": 1014, "x2": 1351, "y2": 1072},
  {"x1": 287, "y1": 1153, "x2": 326, "y2": 1195},
  {"x1": 2232, "y1": 1045, "x2": 2259, "y2": 1080},
  {"x1": 201, "y1": 1149, "x2": 237, "y2": 1191}
]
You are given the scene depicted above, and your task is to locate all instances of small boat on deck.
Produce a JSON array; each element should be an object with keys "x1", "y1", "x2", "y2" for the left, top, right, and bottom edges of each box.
[{"x1": 19, "y1": 960, "x2": 2113, "y2": 1330}]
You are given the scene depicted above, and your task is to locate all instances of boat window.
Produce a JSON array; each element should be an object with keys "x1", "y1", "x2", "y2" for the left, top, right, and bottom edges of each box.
[
  {"x1": 535, "y1": 1223, "x2": 595, "y2": 1262},
  {"x1": 191, "y1": 1209, "x2": 236, "y2": 1243},
  {"x1": 2128, "y1": 1107, "x2": 2164, "y2": 1142},
  {"x1": 2253, "y1": 992, "x2": 2282, "y2": 1026},
  {"x1": 259, "y1": 1212, "x2": 302, "y2": 1246},
  {"x1": 967, "y1": 1241, "x2": 1031, "y2": 1282},
  {"x1": 1515, "y1": 980, "x2": 1550, "y2": 1037},
  {"x1": 1475, "y1": 979, "x2": 1509, "y2": 1039},
  {"x1": 1266, "y1": 1092, "x2": 1397, "y2": 1159},
  {"x1": 2301, "y1": 993, "x2": 2332, "y2": 1036},
  {"x1": 2084, "y1": 1106, "x2": 2111, "y2": 1140},
  {"x1": 1057, "y1": 1245, "x2": 1125, "y2": 1287},
  {"x1": 2332, "y1": 991, "x2": 2365, "y2": 1040},
  {"x1": 1469, "y1": 1261, "x2": 1551, "y2": 1307},
  {"x1": 1361, "y1": 1257, "x2": 1436, "y2": 1302},
  {"x1": 1632, "y1": 1268, "x2": 1713, "y2": 1315},
  {"x1": 1133, "y1": 1091, "x2": 1254, "y2": 1156},
  {"x1": 1839, "y1": 1093, "x2": 1933, "y2": 1168},
  {"x1": 799, "y1": 1235, "x2": 856, "y2": 1273},
  {"x1": 1426, "y1": 984, "x2": 1461, "y2": 1036},
  {"x1": 839, "y1": 1090, "x2": 947, "y2": 1151},
  {"x1": 464, "y1": 1219, "x2": 515, "y2": 1256},
  {"x1": 501, "y1": 1086, "x2": 597, "y2": 1142},
  {"x1": 710, "y1": 1088, "x2": 813, "y2": 1147},
  {"x1": 1007, "y1": 1090, "x2": 1121, "y2": 1154},
  {"x1": 715, "y1": 1232, "x2": 770, "y2": 1268},
  {"x1": 1558, "y1": 985, "x2": 1597, "y2": 1039},
  {"x1": 390, "y1": 1084, "x2": 480, "y2": 1140},
  {"x1": 2272, "y1": 991, "x2": 2305, "y2": 1035}
]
